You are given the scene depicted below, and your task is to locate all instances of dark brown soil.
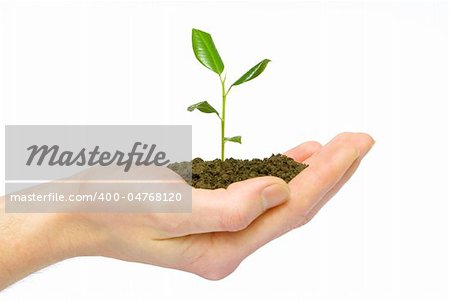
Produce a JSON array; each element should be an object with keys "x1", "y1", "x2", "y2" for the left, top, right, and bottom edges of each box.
[{"x1": 168, "y1": 154, "x2": 308, "y2": 189}]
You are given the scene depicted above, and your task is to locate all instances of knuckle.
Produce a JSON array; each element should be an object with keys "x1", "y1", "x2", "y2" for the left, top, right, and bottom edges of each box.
[
  {"x1": 220, "y1": 205, "x2": 251, "y2": 232},
  {"x1": 304, "y1": 141, "x2": 322, "y2": 151},
  {"x1": 336, "y1": 132, "x2": 353, "y2": 141},
  {"x1": 297, "y1": 213, "x2": 312, "y2": 227},
  {"x1": 286, "y1": 213, "x2": 311, "y2": 231}
]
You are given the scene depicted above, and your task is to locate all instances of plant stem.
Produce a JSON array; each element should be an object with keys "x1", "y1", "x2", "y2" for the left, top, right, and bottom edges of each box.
[{"x1": 220, "y1": 75, "x2": 227, "y2": 161}]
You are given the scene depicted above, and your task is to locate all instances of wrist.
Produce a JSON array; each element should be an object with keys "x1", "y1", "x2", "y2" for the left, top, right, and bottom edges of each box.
[{"x1": 0, "y1": 197, "x2": 97, "y2": 289}]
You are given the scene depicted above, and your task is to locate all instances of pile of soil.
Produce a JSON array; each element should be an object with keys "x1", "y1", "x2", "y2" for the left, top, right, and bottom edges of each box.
[{"x1": 168, "y1": 154, "x2": 308, "y2": 189}]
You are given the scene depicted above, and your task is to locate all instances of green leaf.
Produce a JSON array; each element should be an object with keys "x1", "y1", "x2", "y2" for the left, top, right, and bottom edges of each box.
[
  {"x1": 224, "y1": 136, "x2": 242, "y2": 144},
  {"x1": 187, "y1": 101, "x2": 220, "y2": 118},
  {"x1": 231, "y1": 59, "x2": 271, "y2": 87},
  {"x1": 192, "y1": 29, "x2": 224, "y2": 75}
]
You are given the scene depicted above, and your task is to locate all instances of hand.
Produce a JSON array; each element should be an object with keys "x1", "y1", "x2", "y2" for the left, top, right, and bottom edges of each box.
[
  {"x1": 0, "y1": 132, "x2": 374, "y2": 289},
  {"x1": 67, "y1": 132, "x2": 375, "y2": 279}
]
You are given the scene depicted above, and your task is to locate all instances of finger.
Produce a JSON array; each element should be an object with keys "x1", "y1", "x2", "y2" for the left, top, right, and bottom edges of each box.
[
  {"x1": 219, "y1": 132, "x2": 365, "y2": 256},
  {"x1": 167, "y1": 176, "x2": 290, "y2": 236},
  {"x1": 287, "y1": 133, "x2": 361, "y2": 214},
  {"x1": 284, "y1": 141, "x2": 322, "y2": 163},
  {"x1": 303, "y1": 133, "x2": 375, "y2": 221}
]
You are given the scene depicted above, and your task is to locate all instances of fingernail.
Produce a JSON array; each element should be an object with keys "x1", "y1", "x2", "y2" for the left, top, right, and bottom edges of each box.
[{"x1": 261, "y1": 183, "x2": 290, "y2": 210}]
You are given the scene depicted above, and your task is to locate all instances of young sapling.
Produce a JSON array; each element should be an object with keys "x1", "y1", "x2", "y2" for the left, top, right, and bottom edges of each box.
[
  {"x1": 188, "y1": 28, "x2": 270, "y2": 161},
  {"x1": 169, "y1": 28, "x2": 308, "y2": 189}
]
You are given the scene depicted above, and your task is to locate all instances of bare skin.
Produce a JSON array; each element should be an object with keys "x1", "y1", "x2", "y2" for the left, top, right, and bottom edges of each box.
[{"x1": 0, "y1": 132, "x2": 374, "y2": 290}]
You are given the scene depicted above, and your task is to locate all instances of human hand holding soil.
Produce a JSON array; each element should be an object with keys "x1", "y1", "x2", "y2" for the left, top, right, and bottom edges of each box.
[{"x1": 0, "y1": 132, "x2": 374, "y2": 289}]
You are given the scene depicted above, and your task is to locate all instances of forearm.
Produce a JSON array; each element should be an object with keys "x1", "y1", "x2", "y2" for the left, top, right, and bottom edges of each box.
[{"x1": 0, "y1": 197, "x2": 81, "y2": 290}]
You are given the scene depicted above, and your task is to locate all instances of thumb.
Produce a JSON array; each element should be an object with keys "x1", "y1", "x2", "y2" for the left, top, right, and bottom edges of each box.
[{"x1": 189, "y1": 176, "x2": 290, "y2": 234}]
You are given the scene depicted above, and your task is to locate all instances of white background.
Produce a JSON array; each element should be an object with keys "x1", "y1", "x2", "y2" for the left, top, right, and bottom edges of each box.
[{"x1": 0, "y1": 1, "x2": 449, "y2": 300}]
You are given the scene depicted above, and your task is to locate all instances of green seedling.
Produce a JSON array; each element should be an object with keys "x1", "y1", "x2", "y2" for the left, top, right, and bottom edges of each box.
[{"x1": 188, "y1": 28, "x2": 270, "y2": 161}]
